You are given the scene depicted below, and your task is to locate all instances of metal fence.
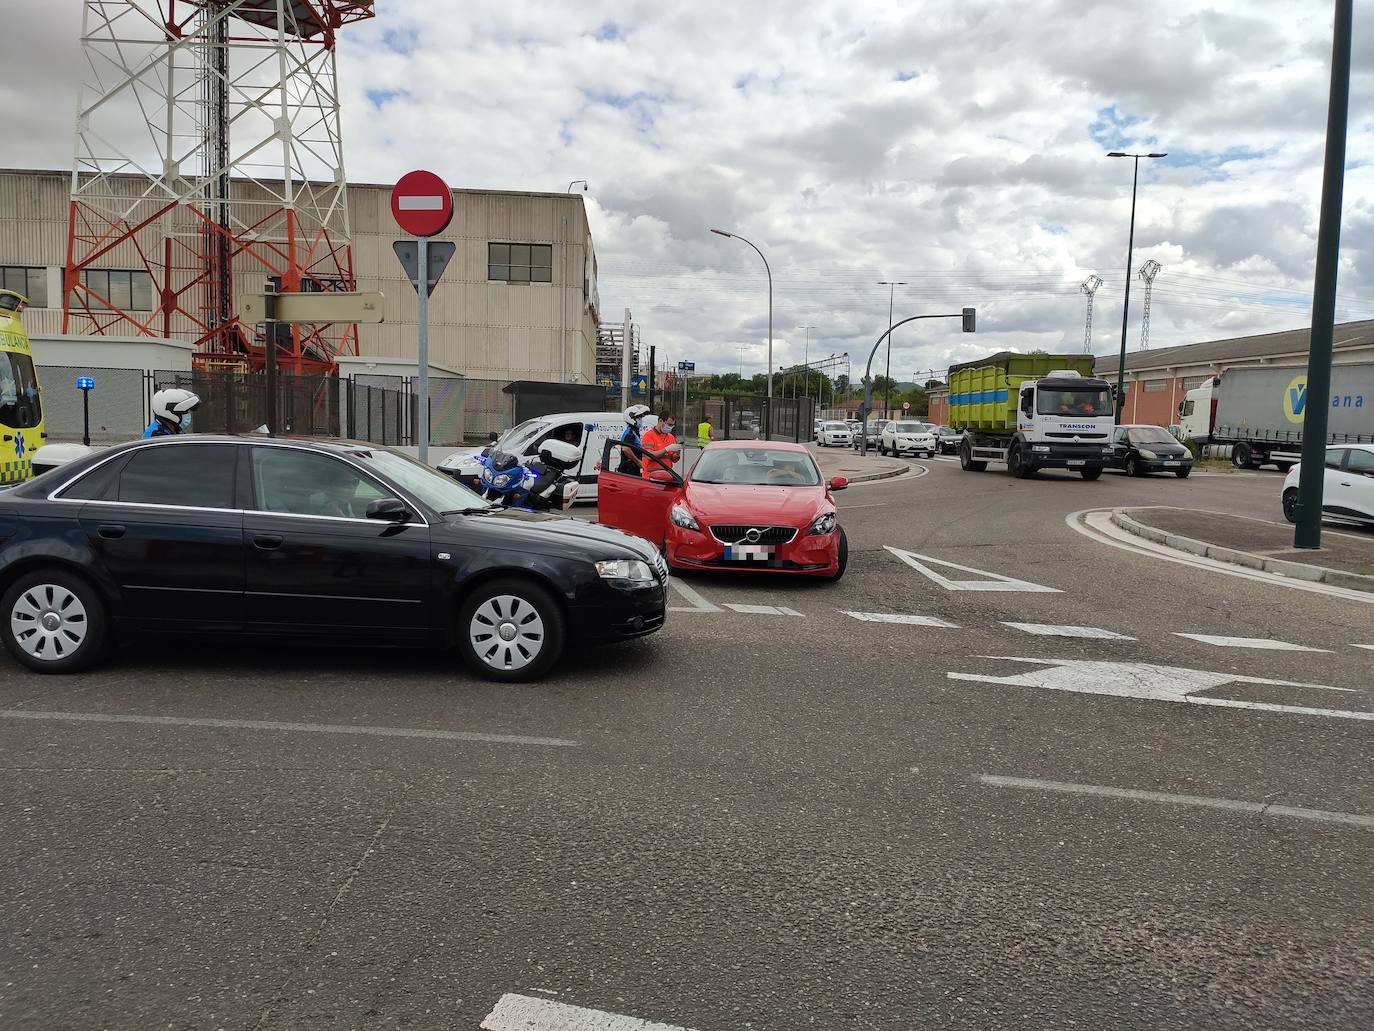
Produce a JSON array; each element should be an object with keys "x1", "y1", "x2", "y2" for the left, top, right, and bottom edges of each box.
[{"x1": 664, "y1": 393, "x2": 816, "y2": 443}]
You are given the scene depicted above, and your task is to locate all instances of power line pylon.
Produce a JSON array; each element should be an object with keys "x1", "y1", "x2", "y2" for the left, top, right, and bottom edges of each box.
[
  {"x1": 1137, "y1": 260, "x2": 1162, "y2": 351},
  {"x1": 64, "y1": 1, "x2": 376, "y2": 373},
  {"x1": 1080, "y1": 274, "x2": 1103, "y2": 354}
]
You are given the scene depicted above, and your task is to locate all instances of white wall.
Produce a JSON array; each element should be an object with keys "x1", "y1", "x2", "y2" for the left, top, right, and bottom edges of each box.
[{"x1": 30, "y1": 333, "x2": 198, "y2": 372}]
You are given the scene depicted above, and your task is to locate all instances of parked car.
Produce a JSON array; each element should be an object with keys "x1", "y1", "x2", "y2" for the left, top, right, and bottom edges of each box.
[
  {"x1": 879, "y1": 420, "x2": 938, "y2": 457},
  {"x1": 852, "y1": 419, "x2": 890, "y2": 451},
  {"x1": 1282, "y1": 444, "x2": 1374, "y2": 527},
  {"x1": 0, "y1": 436, "x2": 667, "y2": 682},
  {"x1": 813, "y1": 419, "x2": 823, "y2": 441},
  {"x1": 1108, "y1": 424, "x2": 1193, "y2": 478},
  {"x1": 597, "y1": 439, "x2": 849, "y2": 580},
  {"x1": 817, "y1": 421, "x2": 853, "y2": 447},
  {"x1": 933, "y1": 425, "x2": 961, "y2": 454}
]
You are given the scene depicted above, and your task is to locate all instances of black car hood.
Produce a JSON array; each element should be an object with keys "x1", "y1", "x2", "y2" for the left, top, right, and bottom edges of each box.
[{"x1": 438, "y1": 509, "x2": 658, "y2": 562}]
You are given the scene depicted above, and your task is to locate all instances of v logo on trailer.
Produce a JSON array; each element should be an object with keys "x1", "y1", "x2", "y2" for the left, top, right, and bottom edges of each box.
[
  {"x1": 884, "y1": 546, "x2": 1060, "y2": 593},
  {"x1": 949, "y1": 656, "x2": 1373, "y2": 722}
]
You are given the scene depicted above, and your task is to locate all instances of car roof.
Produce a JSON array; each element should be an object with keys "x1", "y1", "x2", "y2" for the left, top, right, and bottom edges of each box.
[{"x1": 705, "y1": 439, "x2": 811, "y2": 451}]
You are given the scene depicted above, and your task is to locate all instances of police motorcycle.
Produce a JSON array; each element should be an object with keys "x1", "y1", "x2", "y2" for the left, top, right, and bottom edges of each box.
[{"x1": 475, "y1": 437, "x2": 581, "y2": 511}]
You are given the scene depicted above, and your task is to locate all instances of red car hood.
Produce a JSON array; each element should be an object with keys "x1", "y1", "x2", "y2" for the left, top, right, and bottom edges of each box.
[{"x1": 683, "y1": 481, "x2": 828, "y2": 525}]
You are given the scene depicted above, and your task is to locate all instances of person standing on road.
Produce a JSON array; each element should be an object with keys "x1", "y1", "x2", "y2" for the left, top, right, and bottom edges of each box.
[
  {"x1": 618, "y1": 403, "x2": 651, "y2": 476},
  {"x1": 697, "y1": 414, "x2": 716, "y2": 448},
  {"x1": 640, "y1": 409, "x2": 681, "y2": 482}
]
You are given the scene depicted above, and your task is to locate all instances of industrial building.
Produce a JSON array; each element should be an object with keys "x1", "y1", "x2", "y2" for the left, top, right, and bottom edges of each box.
[
  {"x1": 926, "y1": 320, "x2": 1374, "y2": 428},
  {"x1": 0, "y1": 168, "x2": 600, "y2": 384}
]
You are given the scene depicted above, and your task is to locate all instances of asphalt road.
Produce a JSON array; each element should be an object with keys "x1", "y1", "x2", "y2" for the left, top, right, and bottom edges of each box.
[{"x1": 2, "y1": 452, "x2": 1372, "y2": 1030}]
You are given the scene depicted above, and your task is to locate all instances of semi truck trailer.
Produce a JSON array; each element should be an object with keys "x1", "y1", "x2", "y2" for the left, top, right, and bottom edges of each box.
[
  {"x1": 1177, "y1": 362, "x2": 1373, "y2": 470},
  {"x1": 949, "y1": 353, "x2": 1115, "y2": 479}
]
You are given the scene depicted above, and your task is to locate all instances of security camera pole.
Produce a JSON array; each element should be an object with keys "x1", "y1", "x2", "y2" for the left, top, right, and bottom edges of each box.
[{"x1": 860, "y1": 309, "x2": 975, "y2": 456}]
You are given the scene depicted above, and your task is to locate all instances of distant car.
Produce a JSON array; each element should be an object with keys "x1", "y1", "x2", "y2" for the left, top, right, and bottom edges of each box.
[
  {"x1": 1108, "y1": 424, "x2": 1193, "y2": 478},
  {"x1": 933, "y1": 426, "x2": 961, "y2": 454},
  {"x1": 879, "y1": 420, "x2": 937, "y2": 457},
  {"x1": 852, "y1": 419, "x2": 890, "y2": 450},
  {"x1": 1282, "y1": 443, "x2": 1374, "y2": 527},
  {"x1": 813, "y1": 419, "x2": 823, "y2": 441},
  {"x1": 817, "y1": 421, "x2": 852, "y2": 447}
]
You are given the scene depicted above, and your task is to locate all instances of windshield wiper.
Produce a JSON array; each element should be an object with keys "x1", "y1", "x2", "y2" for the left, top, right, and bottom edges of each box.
[{"x1": 440, "y1": 506, "x2": 493, "y2": 515}]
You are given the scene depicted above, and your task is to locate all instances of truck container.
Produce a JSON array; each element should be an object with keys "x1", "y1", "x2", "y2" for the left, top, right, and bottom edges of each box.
[
  {"x1": 948, "y1": 352, "x2": 1115, "y2": 478},
  {"x1": 1177, "y1": 362, "x2": 1374, "y2": 470}
]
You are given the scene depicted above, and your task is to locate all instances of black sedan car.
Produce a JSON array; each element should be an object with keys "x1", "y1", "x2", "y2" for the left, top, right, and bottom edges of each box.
[
  {"x1": 933, "y1": 425, "x2": 962, "y2": 454},
  {"x1": 0, "y1": 436, "x2": 667, "y2": 682},
  {"x1": 1108, "y1": 424, "x2": 1194, "y2": 478}
]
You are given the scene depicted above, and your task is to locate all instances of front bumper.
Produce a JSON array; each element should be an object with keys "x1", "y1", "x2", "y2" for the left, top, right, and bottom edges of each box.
[
  {"x1": 666, "y1": 524, "x2": 839, "y2": 576},
  {"x1": 1025, "y1": 443, "x2": 1111, "y2": 468},
  {"x1": 891, "y1": 438, "x2": 936, "y2": 454},
  {"x1": 1138, "y1": 457, "x2": 1193, "y2": 472},
  {"x1": 566, "y1": 577, "x2": 668, "y2": 642}
]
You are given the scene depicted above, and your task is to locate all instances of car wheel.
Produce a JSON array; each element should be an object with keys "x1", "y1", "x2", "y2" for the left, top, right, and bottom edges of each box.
[
  {"x1": 1125, "y1": 456, "x2": 1141, "y2": 478},
  {"x1": 1080, "y1": 467, "x2": 1103, "y2": 481},
  {"x1": 457, "y1": 577, "x2": 565, "y2": 683},
  {"x1": 1, "y1": 569, "x2": 109, "y2": 674},
  {"x1": 1174, "y1": 467, "x2": 1191, "y2": 479},
  {"x1": 1275, "y1": 462, "x2": 1294, "y2": 474},
  {"x1": 825, "y1": 527, "x2": 849, "y2": 583},
  {"x1": 1282, "y1": 487, "x2": 1299, "y2": 524}
]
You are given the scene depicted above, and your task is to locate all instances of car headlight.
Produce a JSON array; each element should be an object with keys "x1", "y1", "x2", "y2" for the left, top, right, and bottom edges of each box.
[
  {"x1": 808, "y1": 511, "x2": 837, "y2": 536},
  {"x1": 1138, "y1": 449, "x2": 1158, "y2": 459},
  {"x1": 596, "y1": 559, "x2": 655, "y2": 583},
  {"x1": 669, "y1": 502, "x2": 700, "y2": 531},
  {"x1": 1032, "y1": 444, "x2": 1050, "y2": 453}
]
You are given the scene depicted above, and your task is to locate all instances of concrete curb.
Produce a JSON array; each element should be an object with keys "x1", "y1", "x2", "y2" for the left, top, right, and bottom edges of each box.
[
  {"x1": 840, "y1": 463, "x2": 911, "y2": 484},
  {"x1": 1110, "y1": 509, "x2": 1374, "y2": 595}
]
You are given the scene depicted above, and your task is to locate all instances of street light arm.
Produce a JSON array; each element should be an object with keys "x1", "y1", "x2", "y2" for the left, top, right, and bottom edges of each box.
[{"x1": 859, "y1": 312, "x2": 970, "y2": 454}]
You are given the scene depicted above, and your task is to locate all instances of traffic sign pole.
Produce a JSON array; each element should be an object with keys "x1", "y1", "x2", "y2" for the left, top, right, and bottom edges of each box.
[{"x1": 417, "y1": 235, "x2": 430, "y2": 461}]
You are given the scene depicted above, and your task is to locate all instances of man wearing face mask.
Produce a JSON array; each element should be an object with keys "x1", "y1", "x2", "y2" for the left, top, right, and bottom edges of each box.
[{"x1": 640, "y1": 409, "x2": 681, "y2": 482}]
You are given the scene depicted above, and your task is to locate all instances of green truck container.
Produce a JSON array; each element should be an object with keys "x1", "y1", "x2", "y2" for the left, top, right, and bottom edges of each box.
[{"x1": 948, "y1": 352, "x2": 1098, "y2": 432}]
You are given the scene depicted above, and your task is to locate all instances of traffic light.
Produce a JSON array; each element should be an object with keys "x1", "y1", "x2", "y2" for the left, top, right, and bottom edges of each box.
[{"x1": 962, "y1": 307, "x2": 976, "y2": 333}]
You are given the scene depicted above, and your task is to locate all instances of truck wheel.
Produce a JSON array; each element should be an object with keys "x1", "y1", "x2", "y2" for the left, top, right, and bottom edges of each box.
[
  {"x1": 1231, "y1": 442, "x2": 1254, "y2": 469},
  {"x1": 1008, "y1": 444, "x2": 1032, "y2": 479},
  {"x1": 1080, "y1": 467, "x2": 1103, "y2": 481},
  {"x1": 958, "y1": 440, "x2": 986, "y2": 472}
]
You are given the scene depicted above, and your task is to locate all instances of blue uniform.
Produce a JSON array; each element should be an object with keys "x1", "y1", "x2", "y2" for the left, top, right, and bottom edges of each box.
[
  {"x1": 619, "y1": 425, "x2": 642, "y2": 474},
  {"x1": 142, "y1": 421, "x2": 175, "y2": 438}
]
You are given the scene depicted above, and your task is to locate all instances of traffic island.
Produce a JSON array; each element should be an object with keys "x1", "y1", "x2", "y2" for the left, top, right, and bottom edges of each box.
[
  {"x1": 812, "y1": 448, "x2": 912, "y2": 484},
  {"x1": 1112, "y1": 506, "x2": 1374, "y2": 594}
]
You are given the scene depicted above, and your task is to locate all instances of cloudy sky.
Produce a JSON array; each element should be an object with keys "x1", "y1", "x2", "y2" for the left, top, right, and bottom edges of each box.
[{"x1": 6, "y1": 1, "x2": 1374, "y2": 380}]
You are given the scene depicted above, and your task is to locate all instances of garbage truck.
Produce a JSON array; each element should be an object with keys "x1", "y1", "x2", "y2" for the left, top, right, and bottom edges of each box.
[
  {"x1": 949, "y1": 352, "x2": 1115, "y2": 479},
  {"x1": 1177, "y1": 362, "x2": 1374, "y2": 470}
]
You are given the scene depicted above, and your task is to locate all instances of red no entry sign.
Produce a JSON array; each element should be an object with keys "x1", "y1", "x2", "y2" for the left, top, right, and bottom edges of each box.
[{"x1": 391, "y1": 169, "x2": 453, "y2": 237}]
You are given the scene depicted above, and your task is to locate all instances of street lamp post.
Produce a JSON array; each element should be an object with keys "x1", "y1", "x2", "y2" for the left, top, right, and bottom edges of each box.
[
  {"x1": 1107, "y1": 151, "x2": 1166, "y2": 423},
  {"x1": 711, "y1": 228, "x2": 772, "y2": 436},
  {"x1": 878, "y1": 281, "x2": 906, "y2": 421},
  {"x1": 566, "y1": 180, "x2": 588, "y2": 192}
]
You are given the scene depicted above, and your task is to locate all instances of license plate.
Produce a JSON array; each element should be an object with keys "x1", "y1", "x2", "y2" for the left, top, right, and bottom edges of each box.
[
  {"x1": 1067, "y1": 459, "x2": 1085, "y2": 466},
  {"x1": 1163, "y1": 461, "x2": 1180, "y2": 467},
  {"x1": 724, "y1": 544, "x2": 773, "y2": 561}
]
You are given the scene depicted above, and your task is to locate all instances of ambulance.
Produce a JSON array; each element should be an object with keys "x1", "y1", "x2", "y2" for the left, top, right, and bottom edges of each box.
[{"x1": 0, "y1": 290, "x2": 46, "y2": 484}]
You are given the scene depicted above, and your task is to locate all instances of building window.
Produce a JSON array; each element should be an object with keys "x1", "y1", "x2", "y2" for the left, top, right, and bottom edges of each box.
[
  {"x1": 488, "y1": 243, "x2": 553, "y2": 283},
  {"x1": 1181, "y1": 375, "x2": 1212, "y2": 391},
  {"x1": 1142, "y1": 379, "x2": 1169, "y2": 393},
  {"x1": 80, "y1": 268, "x2": 154, "y2": 311},
  {"x1": 0, "y1": 266, "x2": 46, "y2": 308}
]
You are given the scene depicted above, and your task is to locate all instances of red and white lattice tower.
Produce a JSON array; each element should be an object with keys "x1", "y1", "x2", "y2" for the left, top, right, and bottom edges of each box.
[{"x1": 63, "y1": 1, "x2": 375, "y2": 373}]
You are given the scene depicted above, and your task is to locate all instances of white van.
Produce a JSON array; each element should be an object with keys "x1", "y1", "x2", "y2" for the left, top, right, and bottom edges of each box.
[{"x1": 436, "y1": 411, "x2": 628, "y2": 502}]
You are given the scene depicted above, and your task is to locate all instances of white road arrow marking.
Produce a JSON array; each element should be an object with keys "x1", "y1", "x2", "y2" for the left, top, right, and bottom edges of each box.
[
  {"x1": 724, "y1": 602, "x2": 803, "y2": 616},
  {"x1": 483, "y1": 993, "x2": 698, "y2": 1031},
  {"x1": 666, "y1": 578, "x2": 721, "y2": 613},
  {"x1": 1002, "y1": 622, "x2": 1134, "y2": 640},
  {"x1": 884, "y1": 546, "x2": 1060, "y2": 593},
  {"x1": 948, "y1": 656, "x2": 1372, "y2": 722},
  {"x1": 844, "y1": 611, "x2": 960, "y2": 627},
  {"x1": 1357, "y1": 644, "x2": 1374, "y2": 651},
  {"x1": 1174, "y1": 633, "x2": 1329, "y2": 653}
]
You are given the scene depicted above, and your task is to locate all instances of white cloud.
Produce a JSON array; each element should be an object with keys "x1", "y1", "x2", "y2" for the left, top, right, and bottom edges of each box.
[{"x1": 6, "y1": 0, "x2": 1374, "y2": 379}]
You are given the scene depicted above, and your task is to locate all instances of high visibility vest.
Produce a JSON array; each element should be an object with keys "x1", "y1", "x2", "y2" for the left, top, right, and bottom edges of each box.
[{"x1": 697, "y1": 421, "x2": 712, "y2": 447}]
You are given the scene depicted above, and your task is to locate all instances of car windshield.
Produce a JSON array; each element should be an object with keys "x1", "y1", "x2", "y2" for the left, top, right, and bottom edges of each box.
[
  {"x1": 0, "y1": 351, "x2": 42, "y2": 429},
  {"x1": 1039, "y1": 388, "x2": 1113, "y2": 416},
  {"x1": 1128, "y1": 426, "x2": 1177, "y2": 445},
  {"x1": 823, "y1": 422, "x2": 846, "y2": 430},
  {"x1": 691, "y1": 448, "x2": 821, "y2": 486},
  {"x1": 893, "y1": 421, "x2": 924, "y2": 432},
  {"x1": 351, "y1": 448, "x2": 493, "y2": 513},
  {"x1": 493, "y1": 419, "x2": 549, "y2": 455}
]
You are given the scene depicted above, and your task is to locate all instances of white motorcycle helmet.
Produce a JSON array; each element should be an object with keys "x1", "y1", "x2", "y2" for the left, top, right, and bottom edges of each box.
[
  {"x1": 151, "y1": 387, "x2": 202, "y2": 432},
  {"x1": 623, "y1": 403, "x2": 651, "y2": 429},
  {"x1": 537, "y1": 438, "x2": 581, "y2": 472}
]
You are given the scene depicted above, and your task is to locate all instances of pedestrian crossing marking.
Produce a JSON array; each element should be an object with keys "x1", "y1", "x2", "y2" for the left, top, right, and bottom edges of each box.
[
  {"x1": 844, "y1": 611, "x2": 960, "y2": 628},
  {"x1": 1003, "y1": 622, "x2": 1135, "y2": 640},
  {"x1": 723, "y1": 603, "x2": 803, "y2": 616},
  {"x1": 1173, "y1": 633, "x2": 1328, "y2": 653}
]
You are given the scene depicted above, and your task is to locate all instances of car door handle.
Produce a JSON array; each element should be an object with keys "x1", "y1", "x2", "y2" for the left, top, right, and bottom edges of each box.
[
  {"x1": 1341, "y1": 481, "x2": 1353, "y2": 487},
  {"x1": 97, "y1": 523, "x2": 126, "y2": 540},
  {"x1": 252, "y1": 533, "x2": 284, "y2": 550}
]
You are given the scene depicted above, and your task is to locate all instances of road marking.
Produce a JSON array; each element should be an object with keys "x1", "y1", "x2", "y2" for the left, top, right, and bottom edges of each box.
[
  {"x1": 947, "y1": 656, "x2": 1372, "y2": 722},
  {"x1": 843, "y1": 611, "x2": 960, "y2": 628},
  {"x1": 723, "y1": 603, "x2": 804, "y2": 616},
  {"x1": 1174, "y1": 633, "x2": 1329, "y2": 653},
  {"x1": 1355, "y1": 645, "x2": 1374, "y2": 651},
  {"x1": 666, "y1": 578, "x2": 721, "y2": 613},
  {"x1": 1002, "y1": 622, "x2": 1134, "y2": 640},
  {"x1": 482, "y1": 993, "x2": 697, "y2": 1031},
  {"x1": 1066, "y1": 508, "x2": 1374, "y2": 604},
  {"x1": 0, "y1": 710, "x2": 578, "y2": 747},
  {"x1": 977, "y1": 775, "x2": 1374, "y2": 831},
  {"x1": 884, "y1": 546, "x2": 1061, "y2": 593}
]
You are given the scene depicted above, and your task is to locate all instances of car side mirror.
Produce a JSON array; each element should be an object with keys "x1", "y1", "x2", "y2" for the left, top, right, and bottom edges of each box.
[
  {"x1": 366, "y1": 497, "x2": 412, "y2": 522},
  {"x1": 829, "y1": 476, "x2": 849, "y2": 491}
]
